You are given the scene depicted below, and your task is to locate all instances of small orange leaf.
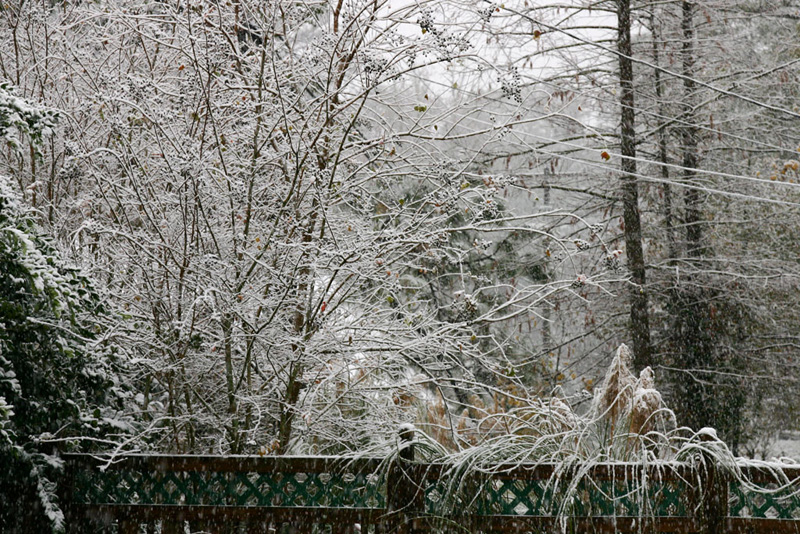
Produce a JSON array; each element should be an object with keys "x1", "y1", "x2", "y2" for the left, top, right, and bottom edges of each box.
[{"x1": 600, "y1": 150, "x2": 611, "y2": 161}]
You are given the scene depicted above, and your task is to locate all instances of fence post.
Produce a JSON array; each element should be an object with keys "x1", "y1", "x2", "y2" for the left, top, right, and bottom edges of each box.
[
  {"x1": 701, "y1": 451, "x2": 728, "y2": 534},
  {"x1": 386, "y1": 425, "x2": 423, "y2": 534},
  {"x1": 162, "y1": 519, "x2": 182, "y2": 534},
  {"x1": 60, "y1": 455, "x2": 89, "y2": 534},
  {"x1": 119, "y1": 519, "x2": 139, "y2": 534},
  {"x1": 398, "y1": 425, "x2": 415, "y2": 463}
]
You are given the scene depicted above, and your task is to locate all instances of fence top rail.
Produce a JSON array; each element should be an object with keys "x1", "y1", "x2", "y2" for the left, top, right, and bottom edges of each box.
[
  {"x1": 62, "y1": 453, "x2": 387, "y2": 474},
  {"x1": 62, "y1": 453, "x2": 800, "y2": 484},
  {"x1": 413, "y1": 462, "x2": 800, "y2": 484},
  {"x1": 415, "y1": 462, "x2": 696, "y2": 481},
  {"x1": 738, "y1": 464, "x2": 800, "y2": 484}
]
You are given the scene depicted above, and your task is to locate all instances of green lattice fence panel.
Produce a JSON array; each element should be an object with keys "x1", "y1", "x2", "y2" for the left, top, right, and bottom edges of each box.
[
  {"x1": 729, "y1": 480, "x2": 800, "y2": 519},
  {"x1": 423, "y1": 477, "x2": 483, "y2": 516},
  {"x1": 472, "y1": 476, "x2": 689, "y2": 517},
  {"x1": 73, "y1": 467, "x2": 385, "y2": 509}
]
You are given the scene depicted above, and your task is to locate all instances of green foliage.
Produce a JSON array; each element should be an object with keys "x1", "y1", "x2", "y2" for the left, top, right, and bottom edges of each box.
[{"x1": 0, "y1": 175, "x2": 131, "y2": 532}]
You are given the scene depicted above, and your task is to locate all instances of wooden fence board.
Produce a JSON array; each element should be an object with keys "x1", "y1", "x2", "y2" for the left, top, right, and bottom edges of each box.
[{"x1": 61, "y1": 452, "x2": 800, "y2": 533}]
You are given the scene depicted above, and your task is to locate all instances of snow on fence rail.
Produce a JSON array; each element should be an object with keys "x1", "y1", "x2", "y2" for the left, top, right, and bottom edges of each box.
[{"x1": 62, "y1": 449, "x2": 800, "y2": 533}]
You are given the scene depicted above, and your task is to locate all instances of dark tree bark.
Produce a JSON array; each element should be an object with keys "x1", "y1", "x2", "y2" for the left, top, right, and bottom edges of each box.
[
  {"x1": 650, "y1": 9, "x2": 677, "y2": 262},
  {"x1": 682, "y1": 0, "x2": 703, "y2": 257},
  {"x1": 617, "y1": 0, "x2": 651, "y2": 371}
]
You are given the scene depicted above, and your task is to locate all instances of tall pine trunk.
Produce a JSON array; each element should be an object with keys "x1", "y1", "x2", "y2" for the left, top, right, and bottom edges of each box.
[
  {"x1": 650, "y1": 9, "x2": 677, "y2": 261},
  {"x1": 682, "y1": 0, "x2": 702, "y2": 257},
  {"x1": 617, "y1": 0, "x2": 651, "y2": 371}
]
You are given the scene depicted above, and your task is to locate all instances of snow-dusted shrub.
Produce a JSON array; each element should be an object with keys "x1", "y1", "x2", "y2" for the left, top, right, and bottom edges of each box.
[{"x1": 0, "y1": 88, "x2": 132, "y2": 533}]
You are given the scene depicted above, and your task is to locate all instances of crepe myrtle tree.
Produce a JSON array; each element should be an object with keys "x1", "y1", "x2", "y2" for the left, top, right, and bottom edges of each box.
[{"x1": 0, "y1": 0, "x2": 611, "y2": 454}]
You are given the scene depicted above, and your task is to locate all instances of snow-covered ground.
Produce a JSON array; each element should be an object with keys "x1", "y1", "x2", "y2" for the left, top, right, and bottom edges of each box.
[{"x1": 767, "y1": 432, "x2": 800, "y2": 461}]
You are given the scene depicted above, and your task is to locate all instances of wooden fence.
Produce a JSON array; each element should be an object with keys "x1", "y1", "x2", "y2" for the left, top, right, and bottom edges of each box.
[{"x1": 62, "y1": 440, "x2": 800, "y2": 533}]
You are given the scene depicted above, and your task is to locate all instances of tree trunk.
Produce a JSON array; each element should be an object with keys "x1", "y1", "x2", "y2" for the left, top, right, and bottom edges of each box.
[
  {"x1": 650, "y1": 9, "x2": 677, "y2": 262},
  {"x1": 682, "y1": 0, "x2": 703, "y2": 258},
  {"x1": 222, "y1": 314, "x2": 241, "y2": 453},
  {"x1": 617, "y1": 0, "x2": 651, "y2": 371}
]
